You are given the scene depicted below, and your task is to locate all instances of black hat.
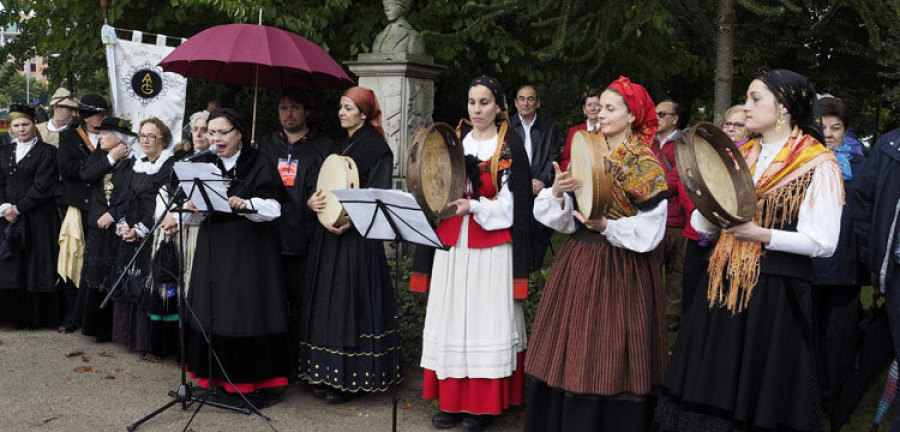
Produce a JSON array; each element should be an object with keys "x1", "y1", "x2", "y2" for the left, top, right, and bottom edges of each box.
[
  {"x1": 94, "y1": 117, "x2": 136, "y2": 136},
  {"x1": 9, "y1": 104, "x2": 36, "y2": 121},
  {"x1": 78, "y1": 94, "x2": 109, "y2": 118}
]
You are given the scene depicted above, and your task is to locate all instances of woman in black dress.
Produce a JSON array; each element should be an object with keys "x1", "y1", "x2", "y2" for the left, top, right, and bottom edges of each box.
[
  {"x1": 0, "y1": 105, "x2": 60, "y2": 329},
  {"x1": 79, "y1": 117, "x2": 135, "y2": 342},
  {"x1": 301, "y1": 86, "x2": 400, "y2": 404},
  {"x1": 184, "y1": 109, "x2": 290, "y2": 405}
]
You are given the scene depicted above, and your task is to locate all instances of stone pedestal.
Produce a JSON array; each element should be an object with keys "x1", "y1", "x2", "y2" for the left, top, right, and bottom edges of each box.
[{"x1": 346, "y1": 53, "x2": 444, "y2": 188}]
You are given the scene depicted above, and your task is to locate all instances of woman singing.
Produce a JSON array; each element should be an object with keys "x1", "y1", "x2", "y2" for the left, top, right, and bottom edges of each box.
[
  {"x1": 524, "y1": 77, "x2": 668, "y2": 431},
  {"x1": 654, "y1": 69, "x2": 843, "y2": 431}
]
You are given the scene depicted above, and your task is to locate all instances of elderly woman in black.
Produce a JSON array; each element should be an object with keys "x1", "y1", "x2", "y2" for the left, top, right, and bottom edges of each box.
[
  {"x1": 184, "y1": 109, "x2": 290, "y2": 406},
  {"x1": 0, "y1": 105, "x2": 60, "y2": 328}
]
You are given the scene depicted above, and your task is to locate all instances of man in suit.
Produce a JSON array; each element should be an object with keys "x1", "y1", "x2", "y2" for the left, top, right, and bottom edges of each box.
[{"x1": 510, "y1": 85, "x2": 561, "y2": 269}]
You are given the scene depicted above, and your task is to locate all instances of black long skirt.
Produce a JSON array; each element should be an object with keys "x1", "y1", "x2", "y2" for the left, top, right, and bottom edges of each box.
[
  {"x1": 79, "y1": 226, "x2": 119, "y2": 338},
  {"x1": 654, "y1": 272, "x2": 821, "y2": 431},
  {"x1": 298, "y1": 227, "x2": 401, "y2": 393},
  {"x1": 525, "y1": 380, "x2": 655, "y2": 432},
  {"x1": 111, "y1": 239, "x2": 152, "y2": 352},
  {"x1": 185, "y1": 216, "x2": 290, "y2": 393}
]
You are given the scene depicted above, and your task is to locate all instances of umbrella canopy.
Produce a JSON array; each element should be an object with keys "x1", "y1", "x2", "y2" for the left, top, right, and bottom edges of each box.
[
  {"x1": 158, "y1": 23, "x2": 353, "y2": 89},
  {"x1": 873, "y1": 360, "x2": 898, "y2": 430}
]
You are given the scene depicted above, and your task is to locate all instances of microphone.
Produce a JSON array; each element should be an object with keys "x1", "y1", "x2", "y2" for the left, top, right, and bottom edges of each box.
[{"x1": 184, "y1": 144, "x2": 218, "y2": 162}]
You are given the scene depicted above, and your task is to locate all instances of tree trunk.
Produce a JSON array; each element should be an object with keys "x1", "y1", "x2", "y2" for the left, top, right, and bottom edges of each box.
[{"x1": 713, "y1": 0, "x2": 735, "y2": 125}]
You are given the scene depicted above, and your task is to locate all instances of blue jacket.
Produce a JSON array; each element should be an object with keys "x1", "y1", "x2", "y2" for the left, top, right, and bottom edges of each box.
[
  {"x1": 852, "y1": 128, "x2": 900, "y2": 289},
  {"x1": 813, "y1": 151, "x2": 866, "y2": 286}
]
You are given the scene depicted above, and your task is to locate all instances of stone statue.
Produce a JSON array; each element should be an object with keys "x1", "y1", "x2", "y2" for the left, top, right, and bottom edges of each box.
[{"x1": 372, "y1": 0, "x2": 425, "y2": 55}]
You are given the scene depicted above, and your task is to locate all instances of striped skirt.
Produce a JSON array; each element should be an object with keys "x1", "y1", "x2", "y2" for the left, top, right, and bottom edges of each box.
[{"x1": 524, "y1": 230, "x2": 667, "y2": 396}]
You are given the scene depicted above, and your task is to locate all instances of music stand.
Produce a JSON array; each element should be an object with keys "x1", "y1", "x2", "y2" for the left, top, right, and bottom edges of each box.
[
  {"x1": 332, "y1": 188, "x2": 447, "y2": 432},
  {"x1": 123, "y1": 164, "x2": 275, "y2": 431}
]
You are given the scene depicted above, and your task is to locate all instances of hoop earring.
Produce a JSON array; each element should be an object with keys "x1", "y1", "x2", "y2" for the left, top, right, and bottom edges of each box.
[{"x1": 775, "y1": 113, "x2": 786, "y2": 133}]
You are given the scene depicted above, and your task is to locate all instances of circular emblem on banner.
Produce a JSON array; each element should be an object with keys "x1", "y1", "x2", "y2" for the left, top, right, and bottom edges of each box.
[{"x1": 131, "y1": 69, "x2": 162, "y2": 99}]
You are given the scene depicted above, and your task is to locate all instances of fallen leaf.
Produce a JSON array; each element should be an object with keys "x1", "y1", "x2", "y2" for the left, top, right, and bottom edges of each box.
[
  {"x1": 81, "y1": 355, "x2": 92, "y2": 362},
  {"x1": 65, "y1": 349, "x2": 83, "y2": 357},
  {"x1": 347, "y1": 405, "x2": 360, "y2": 411},
  {"x1": 42, "y1": 415, "x2": 59, "y2": 424},
  {"x1": 114, "y1": 367, "x2": 124, "y2": 372},
  {"x1": 403, "y1": 403, "x2": 412, "y2": 409},
  {"x1": 93, "y1": 369, "x2": 103, "y2": 373},
  {"x1": 98, "y1": 350, "x2": 111, "y2": 357},
  {"x1": 104, "y1": 375, "x2": 115, "y2": 380},
  {"x1": 74, "y1": 366, "x2": 94, "y2": 373},
  {"x1": 128, "y1": 373, "x2": 141, "y2": 379},
  {"x1": 143, "y1": 353, "x2": 162, "y2": 363}
]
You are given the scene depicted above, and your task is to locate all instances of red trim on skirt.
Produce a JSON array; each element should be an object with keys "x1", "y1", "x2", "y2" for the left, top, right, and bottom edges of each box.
[
  {"x1": 422, "y1": 351, "x2": 525, "y2": 415},
  {"x1": 187, "y1": 367, "x2": 288, "y2": 393}
]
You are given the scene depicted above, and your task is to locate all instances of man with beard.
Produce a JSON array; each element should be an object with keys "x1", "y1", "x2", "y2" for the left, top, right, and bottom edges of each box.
[
  {"x1": 36, "y1": 88, "x2": 80, "y2": 148},
  {"x1": 256, "y1": 87, "x2": 332, "y2": 374},
  {"x1": 57, "y1": 95, "x2": 128, "y2": 334}
]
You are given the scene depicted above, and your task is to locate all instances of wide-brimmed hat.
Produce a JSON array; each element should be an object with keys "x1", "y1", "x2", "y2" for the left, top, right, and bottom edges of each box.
[
  {"x1": 77, "y1": 94, "x2": 109, "y2": 118},
  {"x1": 49, "y1": 88, "x2": 80, "y2": 108},
  {"x1": 94, "y1": 117, "x2": 136, "y2": 136}
]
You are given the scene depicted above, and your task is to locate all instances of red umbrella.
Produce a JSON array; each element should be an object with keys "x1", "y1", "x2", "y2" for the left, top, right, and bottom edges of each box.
[{"x1": 158, "y1": 22, "x2": 354, "y2": 142}]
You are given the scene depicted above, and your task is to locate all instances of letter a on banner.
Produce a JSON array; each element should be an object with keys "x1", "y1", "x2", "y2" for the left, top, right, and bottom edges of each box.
[{"x1": 102, "y1": 25, "x2": 187, "y2": 159}]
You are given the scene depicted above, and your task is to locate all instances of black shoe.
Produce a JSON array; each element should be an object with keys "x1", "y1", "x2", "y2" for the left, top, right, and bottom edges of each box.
[
  {"x1": 93, "y1": 335, "x2": 112, "y2": 343},
  {"x1": 58, "y1": 323, "x2": 76, "y2": 333},
  {"x1": 324, "y1": 389, "x2": 353, "y2": 405},
  {"x1": 312, "y1": 385, "x2": 329, "y2": 400},
  {"x1": 431, "y1": 411, "x2": 463, "y2": 429},
  {"x1": 462, "y1": 414, "x2": 493, "y2": 432}
]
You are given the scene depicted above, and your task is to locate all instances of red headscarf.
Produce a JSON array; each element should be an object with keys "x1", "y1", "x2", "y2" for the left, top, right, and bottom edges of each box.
[
  {"x1": 343, "y1": 86, "x2": 385, "y2": 140},
  {"x1": 606, "y1": 76, "x2": 658, "y2": 147}
]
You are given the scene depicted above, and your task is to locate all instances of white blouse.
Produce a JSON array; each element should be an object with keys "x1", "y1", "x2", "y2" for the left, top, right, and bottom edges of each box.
[
  {"x1": 691, "y1": 138, "x2": 843, "y2": 258},
  {"x1": 463, "y1": 133, "x2": 514, "y2": 231},
  {"x1": 533, "y1": 188, "x2": 667, "y2": 253}
]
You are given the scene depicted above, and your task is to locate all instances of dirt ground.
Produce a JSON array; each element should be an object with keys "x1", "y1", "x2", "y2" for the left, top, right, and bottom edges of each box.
[{"x1": 0, "y1": 328, "x2": 526, "y2": 431}]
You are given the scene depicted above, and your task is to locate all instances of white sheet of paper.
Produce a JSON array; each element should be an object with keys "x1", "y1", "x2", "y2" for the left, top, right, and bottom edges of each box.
[
  {"x1": 173, "y1": 162, "x2": 231, "y2": 213},
  {"x1": 331, "y1": 188, "x2": 444, "y2": 248}
]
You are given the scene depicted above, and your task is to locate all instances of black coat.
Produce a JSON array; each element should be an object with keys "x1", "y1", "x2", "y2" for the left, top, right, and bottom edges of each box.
[
  {"x1": 257, "y1": 126, "x2": 332, "y2": 256},
  {"x1": 0, "y1": 140, "x2": 60, "y2": 292},
  {"x1": 853, "y1": 128, "x2": 900, "y2": 286},
  {"x1": 509, "y1": 113, "x2": 561, "y2": 187},
  {"x1": 813, "y1": 152, "x2": 866, "y2": 286},
  {"x1": 58, "y1": 126, "x2": 103, "y2": 211}
]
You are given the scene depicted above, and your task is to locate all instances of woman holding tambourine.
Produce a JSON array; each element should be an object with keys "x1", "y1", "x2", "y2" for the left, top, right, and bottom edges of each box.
[
  {"x1": 301, "y1": 87, "x2": 399, "y2": 405},
  {"x1": 654, "y1": 70, "x2": 843, "y2": 431},
  {"x1": 524, "y1": 77, "x2": 669, "y2": 431}
]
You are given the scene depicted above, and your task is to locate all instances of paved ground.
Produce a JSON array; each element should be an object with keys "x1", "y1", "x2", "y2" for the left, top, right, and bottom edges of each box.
[{"x1": 0, "y1": 328, "x2": 526, "y2": 431}]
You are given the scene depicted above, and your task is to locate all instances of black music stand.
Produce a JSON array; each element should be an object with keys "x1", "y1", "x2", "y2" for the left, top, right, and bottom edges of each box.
[
  {"x1": 121, "y1": 169, "x2": 274, "y2": 431},
  {"x1": 333, "y1": 188, "x2": 447, "y2": 432}
]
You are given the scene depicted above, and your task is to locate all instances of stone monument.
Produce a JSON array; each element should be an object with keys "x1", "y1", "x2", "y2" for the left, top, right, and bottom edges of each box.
[{"x1": 346, "y1": 0, "x2": 443, "y2": 186}]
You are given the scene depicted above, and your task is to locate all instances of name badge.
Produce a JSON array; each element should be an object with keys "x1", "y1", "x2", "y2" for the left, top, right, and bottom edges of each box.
[{"x1": 278, "y1": 158, "x2": 298, "y2": 186}]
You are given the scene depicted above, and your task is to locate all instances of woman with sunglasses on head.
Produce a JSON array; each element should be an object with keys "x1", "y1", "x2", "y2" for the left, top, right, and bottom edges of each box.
[
  {"x1": 301, "y1": 87, "x2": 400, "y2": 405},
  {"x1": 524, "y1": 77, "x2": 669, "y2": 431},
  {"x1": 0, "y1": 105, "x2": 61, "y2": 329},
  {"x1": 183, "y1": 108, "x2": 290, "y2": 407},
  {"x1": 655, "y1": 70, "x2": 843, "y2": 431},
  {"x1": 410, "y1": 76, "x2": 532, "y2": 431}
]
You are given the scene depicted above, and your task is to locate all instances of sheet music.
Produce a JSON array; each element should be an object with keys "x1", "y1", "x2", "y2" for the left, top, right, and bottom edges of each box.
[
  {"x1": 173, "y1": 162, "x2": 231, "y2": 213},
  {"x1": 331, "y1": 188, "x2": 444, "y2": 248}
]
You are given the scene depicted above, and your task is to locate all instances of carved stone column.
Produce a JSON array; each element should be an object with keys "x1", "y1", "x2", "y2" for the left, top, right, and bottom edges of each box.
[{"x1": 346, "y1": 53, "x2": 443, "y2": 188}]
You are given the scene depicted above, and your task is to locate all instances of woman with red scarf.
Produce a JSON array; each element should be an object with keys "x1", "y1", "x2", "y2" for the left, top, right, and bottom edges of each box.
[
  {"x1": 301, "y1": 87, "x2": 400, "y2": 405},
  {"x1": 524, "y1": 77, "x2": 669, "y2": 431},
  {"x1": 411, "y1": 76, "x2": 532, "y2": 431},
  {"x1": 654, "y1": 70, "x2": 843, "y2": 431}
]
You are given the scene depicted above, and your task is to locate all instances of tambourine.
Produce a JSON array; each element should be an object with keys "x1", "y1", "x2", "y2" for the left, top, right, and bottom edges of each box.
[
  {"x1": 675, "y1": 122, "x2": 756, "y2": 228},
  {"x1": 570, "y1": 130, "x2": 614, "y2": 219},
  {"x1": 316, "y1": 154, "x2": 359, "y2": 228},
  {"x1": 406, "y1": 122, "x2": 466, "y2": 221}
]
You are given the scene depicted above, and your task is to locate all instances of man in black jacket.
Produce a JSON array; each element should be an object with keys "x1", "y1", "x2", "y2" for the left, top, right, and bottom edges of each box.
[
  {"x1": 256, "y1": 87, "x2": 332, "y2": 373},
  {"x1": 57, "y1": 95, "x2": 127, "y2": 334},
  {"x1": 509, "y1": 85, "x2": 560, "y2": 269}
]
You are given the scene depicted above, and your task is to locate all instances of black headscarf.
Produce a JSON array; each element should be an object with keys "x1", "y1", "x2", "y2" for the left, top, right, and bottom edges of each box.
[
  {"x1": 756, "y1": 69, "x2": 824, "y2": 143},
  {"x1": 469, "y1": 75, "x2": 508, "y2": 121},
  {"x1": 207, "y1": 108, "x2": 247, "y2": 144}
]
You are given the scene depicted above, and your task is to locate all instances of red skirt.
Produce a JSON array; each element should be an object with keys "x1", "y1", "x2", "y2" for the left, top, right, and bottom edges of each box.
[
  {"x1": 422, "y1": 351, "x2": 525, "y2": 415},
  {"x1": 187, "y1": 367, "x2": 288, "y2": 394}
]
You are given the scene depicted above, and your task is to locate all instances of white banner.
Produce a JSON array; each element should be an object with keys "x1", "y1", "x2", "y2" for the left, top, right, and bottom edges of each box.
[{"x1": 102, "y1": 25, "x2": 187, "y2": 158}]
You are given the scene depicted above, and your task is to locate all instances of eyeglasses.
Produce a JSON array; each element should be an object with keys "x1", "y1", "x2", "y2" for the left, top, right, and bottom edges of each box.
[
  {"x1": 724, "y1": 121, "x2": 745, "y2": 128},
  {"x1": 205, "y1": 127, "x2": 235, "y2": 138},
  {"x1": 138, "y1": 134, "x2": 158, "y2": 141},
  {"x1": 656, "y1": 112, "x2": 677, "y2": 118},
  {"x1": 192, "y1": 127, "x2": 207, "y2": 133}
]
